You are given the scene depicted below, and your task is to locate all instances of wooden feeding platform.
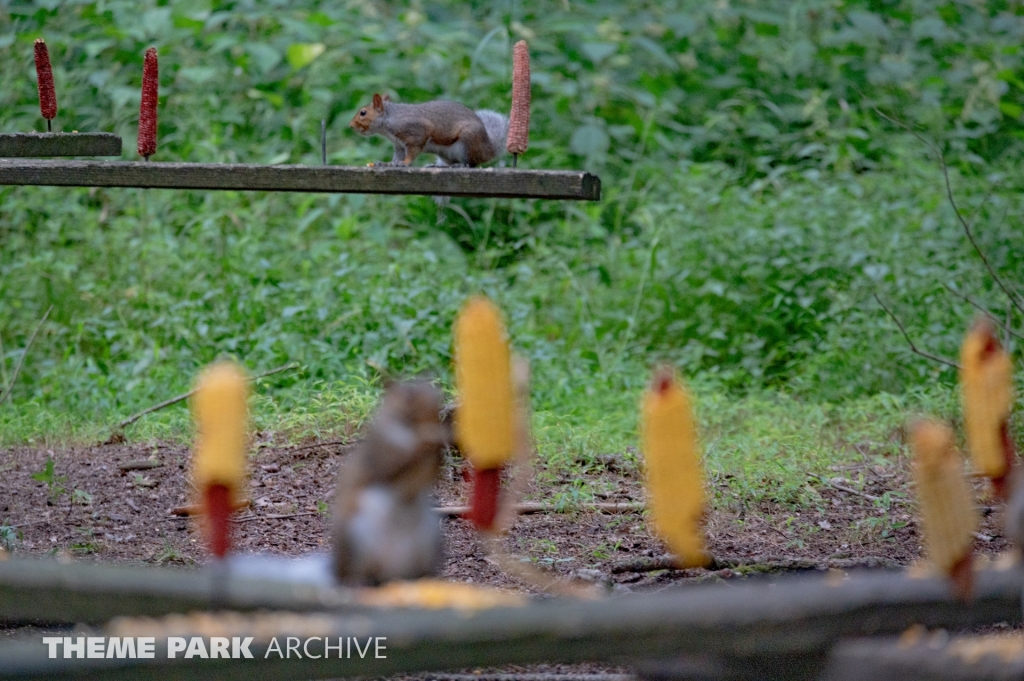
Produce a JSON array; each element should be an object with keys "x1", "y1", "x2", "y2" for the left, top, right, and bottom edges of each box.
[
  {"x1": 0, "y1": 159, "x2": 601, "y2": 200},
  {"x1": 0, "y1": 559, "x2": 1020, "y2": 680},
  {"x1": 0, "y1": 133, "x2": 121, "y2": 158}
]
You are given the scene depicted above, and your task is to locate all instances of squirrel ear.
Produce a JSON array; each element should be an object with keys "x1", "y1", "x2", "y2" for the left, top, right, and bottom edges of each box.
[
  {"x1": 382, "y1": 94, "x2": 391, "y2": 102},
  {"x1": 372, "y1": 93, "x2": 384, "y2": 110}
]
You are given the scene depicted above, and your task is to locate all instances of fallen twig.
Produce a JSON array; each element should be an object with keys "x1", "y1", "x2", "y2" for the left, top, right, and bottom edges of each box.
[
  {"x1": 611, "y1": 553, "x2": 902, "y2": 574},
  {"x1": 231, "y1": 511, "x2": 322, "y2": 523},
  {"x1": 0, "y1": 305, "x2": 51, "y2": 405},
  {"x1": 114, "y1": 362, "x2": 299, "y2": 432},
  {"x1": 438, "y1": 501, "x2": 645, "y2": 517},
  {"x1": 263, "y1": 439, "x2": 351, "y2": 455},
  {"x1": 809, "y1": 473, "x2": 882, "y2": 502},
  {"x1": 169, "y1": 498, "x2": 252, "y2": 516},
  {"x1": 170, "y1": 501, "x2": 641, "y2": 519},
  {"x1": 874, "y1": 293, "x2": 960, "y2": 370},
  {"x1": 118, "y1": 460, "x2": 163, "y2": 473}
]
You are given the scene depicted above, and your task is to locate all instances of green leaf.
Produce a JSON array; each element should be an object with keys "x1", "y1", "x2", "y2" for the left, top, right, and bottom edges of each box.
[
  {"x1": 286, "y1": 43, "x2": 326, "y2": 70},
  {"x1": 246, "y1": 43, "x2": 282, "y2": 74},
  {"x1": 999, "y1": 101, "x2": 1023, "y2": 120}
]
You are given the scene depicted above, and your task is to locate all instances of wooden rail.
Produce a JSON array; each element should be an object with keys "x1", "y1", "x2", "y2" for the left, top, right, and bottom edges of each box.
[
  {"x1": 0, "y1": 562, "x2": 1019, "y2": 680},
  {"x1": 0, "y1": 558, "x2": 356, "y2": 624},
  {"x1": 0, "y1": 159, "x2": 601, "y2": 200},
  {"x1": 0, "y1": 133, "x2": 121, "y2": 157},
  {"x1": 821, "y1": 636, "x2": 1024, "y2": 681}
]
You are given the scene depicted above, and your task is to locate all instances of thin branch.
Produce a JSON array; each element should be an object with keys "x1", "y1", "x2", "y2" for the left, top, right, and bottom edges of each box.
[
  {"x1": 611, "y1": 553, "x2": 901, "y2": 575},
  {"x1": 116, "y1": 362, "x2": 299, "y2": 430},
  {"x1": 939, "y1": 161, "x2": 1024, "y2": 316},
  {"x1": 0, "y1": 305, "x2": 52, "y2": 405},
  {"x1": 874, "y1": 294, "x2": 961, "y2": 370},
  {"x1": 875, "y1": 108, "x2": 1024, "y2": 316},
  {"x1": 944, "y1": 283, "x2": 1024, "y2": 341}
]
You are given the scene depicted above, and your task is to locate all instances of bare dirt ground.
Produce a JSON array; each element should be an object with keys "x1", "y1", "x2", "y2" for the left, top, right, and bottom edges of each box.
[{"x1": 0, "y1": 437, "x2": 1011, "y2": 588}]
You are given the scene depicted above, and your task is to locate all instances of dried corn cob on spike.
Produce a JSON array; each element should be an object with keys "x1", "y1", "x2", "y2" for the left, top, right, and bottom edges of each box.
[
  {"x1": 960, "y1": 319, "x2": 1015, "y2": 497},
  {"x1": 910, "y1": 419, "x2": 978, "y2": 599},
  {"x1": 641, "y1": 367, "x2": 709, "y2": 568},
  {"x1": 34, "y1": 39, "x2": 57, "y2": 129},
  {"x1": 507, "y1": 40, "x2": 531, "y2": 164},
  {"x1": 191, "y1": 361, "x2": 249, "y2": 558},
  {"x1": 454, "y1": 296, "x2": 515, "y2": 531},
  {"x1": 138, "y1": 47, "x2": 159, "y2": 160},
  {"x1": 454, "y1": 296, "x2": 514, "y2": 470}
]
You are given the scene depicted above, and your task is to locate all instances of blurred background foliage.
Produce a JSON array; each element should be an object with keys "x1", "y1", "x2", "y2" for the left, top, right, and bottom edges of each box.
[{"x1": 0, "y1": 0, "x2": 1021, "y2": 436}]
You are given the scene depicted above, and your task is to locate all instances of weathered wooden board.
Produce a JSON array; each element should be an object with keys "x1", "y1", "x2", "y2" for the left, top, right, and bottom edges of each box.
[
  {"x1": 0, "y1": 558, "x2": 356, "y2": 624},
  {"x1": 0, "y1": 133, "x2": 121, "y2": 158},
  {"x1": 0, "y1": 564, "x2": 1019, "y2": 680},
  {"x1": 821, "y1": 636, "x2": 1024, "y2": 681},
  {"x1": 0, "y1": 159, "x2": 601, "y2": 200}
]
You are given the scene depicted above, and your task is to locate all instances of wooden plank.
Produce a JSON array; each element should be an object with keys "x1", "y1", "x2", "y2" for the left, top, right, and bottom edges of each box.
[
  {"x1": 0, "y1": 159, "x2": 601, "y2": 200},
  {"x1": 0, "y1": 133, "x2": 121, "y2": 158},
  {"x1": 821, "y1": 636, "x2": 1024, "y2": 681},
  {"x1": 0, "y1": 558, "x2": 357, "y2": 624},
  {"x1": 0, "y1": 565, "x2": 1019, "y2": 680}
]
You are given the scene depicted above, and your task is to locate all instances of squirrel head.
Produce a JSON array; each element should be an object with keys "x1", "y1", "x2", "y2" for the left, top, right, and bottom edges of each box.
[
  {"x1": 380, "y1": 379, "x2": 445, "y2": 446},
  {"x1": 350, "y1": 93, "x2": 390, "y2": 134}
]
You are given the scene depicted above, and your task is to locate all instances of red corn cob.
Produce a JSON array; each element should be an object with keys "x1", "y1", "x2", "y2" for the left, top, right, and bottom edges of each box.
[
  {"x1": 138, "y1": 47, "x2": 159, "y2": 160},
  {"x1": 34, "y1": 39, "x2": 57, "y2": 129},
  {"x1": 507, "y1": 40, "x2": 531, "y2": 164}
]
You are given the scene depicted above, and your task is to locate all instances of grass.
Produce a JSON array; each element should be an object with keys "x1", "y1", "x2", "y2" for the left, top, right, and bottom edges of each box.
[
  {"x1": 3, "y1": 360, "x2": 969, "y2": 514},
  {"x1": 0, "y1": 0, "x2": 1022, "y2": 519}
]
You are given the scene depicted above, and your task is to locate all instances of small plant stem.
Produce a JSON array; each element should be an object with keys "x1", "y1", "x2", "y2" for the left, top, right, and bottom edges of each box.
[
  {"x1": 609, "y1": 232, "x2": 660, "y2": 377},
  {"x1": 875, "y1": 108, "x2": 1024, "y2": 316},
  {"x1": 512, "y1": 153, "x2": 518, "y2": 168},
  {"x1": 46, "y1": 119, "x2": 51, "y2": 133},
  {"x1": 0, "y1": 330, "x2": 9, "y2": 393},
  {"x1": 0, "y1": 305, "x2": 52, "y2": 405},
  {"x1": 320, "y1": 119, "x2": 327, "y2": 165}
]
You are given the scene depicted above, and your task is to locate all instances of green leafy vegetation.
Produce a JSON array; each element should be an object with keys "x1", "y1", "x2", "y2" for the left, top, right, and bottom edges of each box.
[{"x1": 0, "y1": 2, "x2": 1021, "y2": 504}]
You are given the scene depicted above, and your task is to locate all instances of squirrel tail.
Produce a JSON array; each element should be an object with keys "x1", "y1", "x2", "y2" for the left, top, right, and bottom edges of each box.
[{"x1": 475, "y1": 109, "x2": 509, "y2": 159}]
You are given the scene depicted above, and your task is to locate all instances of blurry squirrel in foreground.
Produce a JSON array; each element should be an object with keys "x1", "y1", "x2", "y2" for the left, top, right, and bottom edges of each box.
[
  {"x1": 332, "y1": 379, "x2": 447, "y2": 585},
  {"x1": 349, "y1": 93, "x2": 509, "y2": 167}
]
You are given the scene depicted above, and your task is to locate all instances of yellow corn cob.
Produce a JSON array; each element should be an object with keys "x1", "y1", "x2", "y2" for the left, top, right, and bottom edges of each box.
[
  {"x1": 191, "y1": 361, "x2": 249, "y2": 503},
  {"x1": 641, "y1": 367, "x2": 709, "y2": 568},
  {"x1": 454, "y1": 296, "x2": 515, "y2": 470},
  {"x1": 960, "y1": 320, "x2": 1014, "y2": 482},
  {"x1": 910, "y1": 419, "x2": 977, "y2": 579}
]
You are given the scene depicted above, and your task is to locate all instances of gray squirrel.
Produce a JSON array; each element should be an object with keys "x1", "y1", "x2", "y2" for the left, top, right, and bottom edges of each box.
[
  {"x1": 349, "y1": 93, "x2": 508, "y2": 167},
  {"x1": 331, "y1": 379, "x2": 447, "y2": 585}
]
